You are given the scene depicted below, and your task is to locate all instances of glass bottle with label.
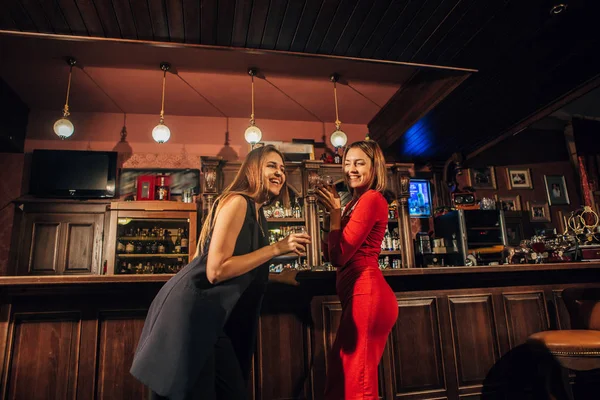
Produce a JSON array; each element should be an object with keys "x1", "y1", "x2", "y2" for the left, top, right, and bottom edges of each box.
[
  {"x1": 272, "y1": 201, "x2": 285, "y2": 218},
  {"x1": 155, "y1": 176, "x2": 170, "y2": 201},
  {"x1": 180, "y1": 229, "x2": 189, "y2": 254},
  {"x1": 293, "y1": 198, "x2": 302, "y2": 219}
]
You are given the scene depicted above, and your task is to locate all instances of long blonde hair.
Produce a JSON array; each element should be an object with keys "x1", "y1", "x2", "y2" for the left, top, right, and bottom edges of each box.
[
  {"x1": 196, "y1": 145, "x2": 286, "y2": 258},
  {"x1": 342, "y1": 140, "x2": 387, "y2": 194}
]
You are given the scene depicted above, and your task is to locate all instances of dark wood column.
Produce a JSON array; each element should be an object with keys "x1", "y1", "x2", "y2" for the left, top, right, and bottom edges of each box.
[{"x1": 394, "y1": 168, "x2": 416, "y2": 268}]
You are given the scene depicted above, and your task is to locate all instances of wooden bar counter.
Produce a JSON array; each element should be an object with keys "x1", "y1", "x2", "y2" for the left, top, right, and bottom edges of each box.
[{"x1": 1, "y1": 262, "x2": 599, "y2": 399}]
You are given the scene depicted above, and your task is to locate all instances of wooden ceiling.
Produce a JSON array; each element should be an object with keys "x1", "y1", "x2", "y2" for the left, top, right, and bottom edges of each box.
[{"x1": 1, "y1": 0, "x2": 599, "y2": 161}]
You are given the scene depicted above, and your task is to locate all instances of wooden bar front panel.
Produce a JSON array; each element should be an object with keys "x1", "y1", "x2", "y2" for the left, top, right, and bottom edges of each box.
[{"x1": 0, "y1": 267, "x2": 599, "y2": 399}]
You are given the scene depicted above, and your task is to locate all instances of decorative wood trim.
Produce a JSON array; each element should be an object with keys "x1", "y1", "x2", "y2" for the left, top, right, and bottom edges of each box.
[{"x1": 122, "y1": 152, "x2": 201, "y2": 169}]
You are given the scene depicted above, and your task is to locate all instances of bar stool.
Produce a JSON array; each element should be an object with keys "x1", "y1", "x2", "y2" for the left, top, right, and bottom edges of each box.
[{"x1": 527, "y1": 287, "x2": 600, "y2": 399}]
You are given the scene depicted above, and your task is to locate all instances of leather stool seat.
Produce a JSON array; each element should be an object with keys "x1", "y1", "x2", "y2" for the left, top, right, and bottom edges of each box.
[{"x1": 528, "y1": 330, "x2": 600, "y2": 357}]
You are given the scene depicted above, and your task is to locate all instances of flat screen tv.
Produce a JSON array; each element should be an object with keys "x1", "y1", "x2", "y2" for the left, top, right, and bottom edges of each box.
[
  {"x1": 408, "y1": 179, "x2": 432, "y2": 218},
  {"x1": 30, "y1": 150, "x2": 118, "y2": 198}
]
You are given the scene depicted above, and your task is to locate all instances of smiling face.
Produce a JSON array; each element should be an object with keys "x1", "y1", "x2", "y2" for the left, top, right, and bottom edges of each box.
[
  {"x1": 344, "y1": 147, "x2": 373, "y2": 193},
  {"x1": 263, "y1": 151, "x2": 286, "y2": 197}
]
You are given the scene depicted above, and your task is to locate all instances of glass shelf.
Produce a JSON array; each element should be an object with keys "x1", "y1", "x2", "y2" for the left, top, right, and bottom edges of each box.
[
  {"x1": 266, "y1": 218, "x2": 305, "y2": 223},
  {"x1": 117, "y1": 254, "x2": 189, "y2": 258}
]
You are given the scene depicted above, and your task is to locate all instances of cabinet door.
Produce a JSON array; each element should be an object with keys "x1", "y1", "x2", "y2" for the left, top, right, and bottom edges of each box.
[
  {"x1": 61, "y1": 214, "x2": 104, "y2": 275},
  {"x1": 18, "y1": 213, "x2": 104, "y2": 275},
  {"x1": 19, "y1": 214, "x2": 62, "y2": 275}
]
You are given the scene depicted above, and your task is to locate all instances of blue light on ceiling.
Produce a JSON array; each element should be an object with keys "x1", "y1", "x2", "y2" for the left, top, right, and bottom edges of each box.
[{"x1": 401, "y1": 119, "x2": 433, "y2": 157}]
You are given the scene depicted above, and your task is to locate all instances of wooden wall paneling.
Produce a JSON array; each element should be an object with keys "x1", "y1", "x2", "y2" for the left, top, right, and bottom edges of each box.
[
  {"x1": 76, "y1": 304, "x2": 100, "y2": 399},
  {"x1": 4, "y1": 311, "x2": 81, "y2": 400},
  {"x1": 310, "y1": 295, "x2": 338, "y2": 399},
  {"x1": 552, "y1": 289, "x2": 571, "y2": 330},
  {"x1": 390, "y1": 296, "x2": 446, "y2": 399},
  {"x1": 95, "y1": 310, "x2": 149, "y2": 400},
  {"x1": 502, "y1": 291, "x2": 549, "y2": 349},
  {"x1": 20, "y1": 215, "x2": 61, "y2": 275},
  {"x1": 448, "y1": 294, "x2": 500, "y2": 394},
  {"x1": 255, "y1": 311, "x2": 312, "y2": 400},
  {"x1": 0, "y1": 301, "x2": 12, "y2": 395}
]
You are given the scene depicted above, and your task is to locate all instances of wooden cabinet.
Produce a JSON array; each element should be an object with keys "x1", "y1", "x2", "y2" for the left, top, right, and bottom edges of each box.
[
  {"x1": 14, "y1": 201, "x2": 107, "y2": 275},
  {"x1": 104, "y1": 201, "x2": 198, "y2": 275}
]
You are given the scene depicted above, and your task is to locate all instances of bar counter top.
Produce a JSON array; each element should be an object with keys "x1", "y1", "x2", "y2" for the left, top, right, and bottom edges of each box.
[{"x1": 0, "y1": 261, "x2": 598, "y2": 286}]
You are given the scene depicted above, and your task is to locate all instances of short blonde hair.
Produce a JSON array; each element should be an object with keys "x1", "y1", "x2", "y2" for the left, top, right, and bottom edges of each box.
[{"x1": 342, "y1": 140, "x2": 387, "y2": 194}]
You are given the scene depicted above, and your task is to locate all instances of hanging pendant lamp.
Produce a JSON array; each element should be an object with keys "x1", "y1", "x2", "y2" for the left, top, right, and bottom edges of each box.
[
  {"x1": 244, "y1": 68, "x2": 262, "y2": 147},
  {"x1": 329, "y1": 73, "x2": 347, "y2": 149},
  {"x1": 152, "y1": 62, "x2": 171, "y2": 143},
  {"x1": 53, "y1": 58, "x2": 77, "y2": 139}
]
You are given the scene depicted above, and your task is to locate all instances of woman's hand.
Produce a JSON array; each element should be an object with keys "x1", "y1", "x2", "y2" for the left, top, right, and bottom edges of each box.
[
  {"x1": 315, "y1": 184, "x2": 341, "y2": 212},
  {"x1": 272, "y1": 233, "x2": 311, "y2": 256}
]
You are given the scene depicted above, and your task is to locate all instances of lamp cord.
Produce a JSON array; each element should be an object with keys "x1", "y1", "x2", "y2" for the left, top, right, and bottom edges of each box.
[
  {"x1": 333, "y1": 80, "x2": 341, "y2": 128},
  {"x1": 250, "y1": 74, "x2": 256, "y2": 124},
  {"x1": 159, "y1": 69, "x2": 167, "y2": 122},
  {"x1": 63, "y1": 65, "x2": 73, "y2": 117}
]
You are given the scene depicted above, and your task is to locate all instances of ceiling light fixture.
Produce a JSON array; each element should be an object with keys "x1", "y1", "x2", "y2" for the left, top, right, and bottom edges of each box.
[
  {"x1": 329, "y1": 73, "x2": 347, "y2": 149},
  {"x1": 244, "y1": 68, "x2": 262, "y2": 148},
  {"x1": 550, "y1": 3, "x2": 568, "y2": 15},
  {"x1": 152, "y1": 62, "x2": 171, "y2": 144},
  {"x1": 53, "y1": 57, "x2": 77, "y2": 139}
]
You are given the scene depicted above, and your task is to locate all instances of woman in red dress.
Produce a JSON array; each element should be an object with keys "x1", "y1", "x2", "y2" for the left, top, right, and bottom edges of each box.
[{"x1": 316, "y1": 140, "x2": 399, "y2": 400}]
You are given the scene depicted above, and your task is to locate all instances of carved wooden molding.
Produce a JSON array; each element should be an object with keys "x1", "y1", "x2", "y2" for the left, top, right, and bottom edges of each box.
[{"x1": 122, "y1": 152, "x2": 201, "y2": 169}]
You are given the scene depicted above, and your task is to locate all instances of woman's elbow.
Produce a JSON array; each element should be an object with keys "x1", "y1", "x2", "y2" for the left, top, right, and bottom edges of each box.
[{"x1": 206, "y1": 265, "x2": 221, "y2": 284}]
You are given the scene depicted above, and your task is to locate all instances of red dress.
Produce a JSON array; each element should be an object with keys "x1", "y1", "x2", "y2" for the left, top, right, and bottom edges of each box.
[{"x1": 323, "y1": 190, "x2": 399, "y2": 400}]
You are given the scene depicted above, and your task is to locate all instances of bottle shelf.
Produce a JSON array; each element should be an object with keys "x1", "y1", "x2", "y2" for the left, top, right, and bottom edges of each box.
[
  {"x1": 118, "y1": 237, "x2": 172, "y2": 242},
  {"x1": 381, "y1": 251, "x2": 402, "y2": 255},
  {"x1": 266, "y1": 218, "x2": 305, "y2": 223},
  {"x1": 117, "y1": 254, "x2": 189, "y2": 258}
]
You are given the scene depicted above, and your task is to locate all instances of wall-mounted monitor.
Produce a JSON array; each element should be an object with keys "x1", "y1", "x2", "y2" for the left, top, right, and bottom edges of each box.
[
  {"x1": 409, "y1": 179, "x2": 432, "y2": 218},
  {"x1": 29, "y1": 150, "x2": 118, "y2": 198}
]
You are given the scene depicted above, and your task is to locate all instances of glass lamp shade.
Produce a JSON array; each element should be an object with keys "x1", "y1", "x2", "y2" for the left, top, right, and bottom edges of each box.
[
  {"x1": 53, "y1": 118, "x2": 74, "y2": 139},
  {"x1": 244, "y1": 124, "x2": 262, "y2": 144},
  {"x1": 330, "y1": 128, "x2": 347, "y2": 148},
  {"x1": 152, "y1": 122, "x2": 171, "y2": 143}
]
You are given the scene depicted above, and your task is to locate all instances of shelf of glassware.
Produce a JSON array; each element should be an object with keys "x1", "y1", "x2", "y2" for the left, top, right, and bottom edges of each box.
[{"x1": 114, "y1": 219, "x2": 191, "y2": 275}]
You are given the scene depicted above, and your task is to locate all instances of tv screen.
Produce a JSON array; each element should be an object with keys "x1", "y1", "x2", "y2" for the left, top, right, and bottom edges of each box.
[
  {"x1": 30, "y1": 150, "x2": 118, "y2": 198},
  {"x1": 408, "y1": 179, "x2": 432, "y2": 218}
]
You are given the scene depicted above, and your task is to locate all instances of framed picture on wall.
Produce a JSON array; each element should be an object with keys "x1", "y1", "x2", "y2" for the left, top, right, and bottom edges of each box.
[
  {"x1": 497, "y1": 195, "x2": 521, "y2": 211},
  {"x1": 467, "y1": 167, "x2": 496, "y2": 189},
  {"x1": 507, "y1": 168, "x2": 533, "y2": 189},
  {"x1": 544, "y1": 175, "x2": 570, "y2": 205},
  {"x1": 528, "y1": 201, "x2": 551, "y2": 222}
]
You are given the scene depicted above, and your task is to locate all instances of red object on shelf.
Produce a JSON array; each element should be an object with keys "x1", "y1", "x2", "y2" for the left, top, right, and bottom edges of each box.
[
  {"x1": 136, "y1": 175, "x2": 155, "y2": 200},
  {"x1": 155, "y1": 175, "x2": 171, "y2": 201}
]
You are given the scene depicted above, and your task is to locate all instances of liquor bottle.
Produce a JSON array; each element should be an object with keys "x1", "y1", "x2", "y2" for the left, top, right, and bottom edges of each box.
[
  {"x1": 385, "y1": 229, "x2": 392, "y2": 251},
  {"x1": 125, "y1": 240, "x2": 135, "y2": 254},
  {"x1": 150, "y1": 240, "x2": 158, "y2": 254},
  {"x1": 264, "y1": 205, "x2": 273, "y2": 218},
  {"x1": 272, "y1": 201, "x2": 285, "y2": 218},
  {"x1": 333, "y1": 148, "x2": 342, "y2": 164},
  {"x1": 158, "y1": 241, "x2": 166, "y2": 254},
  {"x1": 134, "y1": 240, "x2": 144, "y2": 254},
  {"x1": 116, "y1": 239, "x2": 126, "y2": 254},
  {"x1": 293, "y1": 198, "x2": 302, "y2": 219},
  {"x1": 174, "y1": 229, "x2": 182, "y2": 254},
  {"x1": 164, "y1": 230, "x2": 172, "y2": 253},
  {"x1": 156, "y1": 176, "x2": 170, "y2": 201},
  {"x1": 180, "y1": 229, "x2": 189, "y2": 254},
  {"x1": 392, "y1": 232, "x2": 399, "y2": 251}
]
